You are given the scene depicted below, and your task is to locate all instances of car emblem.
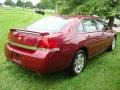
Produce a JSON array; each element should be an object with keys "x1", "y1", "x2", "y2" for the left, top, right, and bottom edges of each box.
[{"x1": 18, "y1": 37, "x2": 22, "y2": 40}]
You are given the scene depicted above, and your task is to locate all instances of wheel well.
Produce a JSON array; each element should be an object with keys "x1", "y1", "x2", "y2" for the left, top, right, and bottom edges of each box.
[{"x1": 79, "y1": 47, "x2": 88, "y2": 59}]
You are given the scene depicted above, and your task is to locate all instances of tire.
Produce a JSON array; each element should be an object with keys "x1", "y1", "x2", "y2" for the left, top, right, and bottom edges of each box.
[
  {"x1": 108, "y1": 37, "x2": 116, "y2": 51},
  {"x1": 71, "y1": 50, "x2": 87, "y2": 75}
]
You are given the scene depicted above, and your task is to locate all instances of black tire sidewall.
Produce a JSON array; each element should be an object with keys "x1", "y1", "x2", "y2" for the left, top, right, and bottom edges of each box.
[{"x1": 107, "y1": 37, "x2": 116, "y2": 51}]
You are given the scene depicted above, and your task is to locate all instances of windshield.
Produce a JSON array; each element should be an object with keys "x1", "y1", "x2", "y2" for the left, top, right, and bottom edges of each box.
[{"x1": 27, "y1": 16, "x2": 72, "y2": 33}]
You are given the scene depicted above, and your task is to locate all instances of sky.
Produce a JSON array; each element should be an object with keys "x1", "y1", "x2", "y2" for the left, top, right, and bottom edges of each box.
[{"x1": 0, "y1": 0, "x2": 40, "y2": 5}]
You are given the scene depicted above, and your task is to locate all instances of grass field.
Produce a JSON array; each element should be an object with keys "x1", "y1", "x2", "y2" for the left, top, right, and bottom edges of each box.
[{"x1": 0, "y1": 7, "x2": 120, "y2": 90}]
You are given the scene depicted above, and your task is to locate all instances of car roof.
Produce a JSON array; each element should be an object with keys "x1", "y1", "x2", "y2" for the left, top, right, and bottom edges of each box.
[{"x1": 61, "y1": 15, "x2": 98, "y2": 19}]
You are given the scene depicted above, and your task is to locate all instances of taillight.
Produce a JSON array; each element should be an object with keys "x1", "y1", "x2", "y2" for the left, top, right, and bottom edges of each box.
[{"x1": 38, "y1": 38, "x2": 60, "y2": 51}]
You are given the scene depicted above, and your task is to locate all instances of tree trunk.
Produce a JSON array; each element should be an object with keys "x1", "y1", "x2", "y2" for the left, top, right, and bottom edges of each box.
[{"x1": 108, "y1": 16, "x2": 115, "y2": 30}]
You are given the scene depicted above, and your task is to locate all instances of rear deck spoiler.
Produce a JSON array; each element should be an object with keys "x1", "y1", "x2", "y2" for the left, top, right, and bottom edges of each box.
[{"x1": 10, "y1": 29, "x2": 42, "y2": 35}]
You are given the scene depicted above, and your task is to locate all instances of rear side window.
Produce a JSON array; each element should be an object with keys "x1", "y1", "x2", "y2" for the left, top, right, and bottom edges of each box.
[{"x1": 83, "y1": 18, "x2": 97, "y2": 32}]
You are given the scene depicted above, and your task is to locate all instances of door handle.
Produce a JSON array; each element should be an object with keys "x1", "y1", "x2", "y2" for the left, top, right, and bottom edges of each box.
[{"x1": 87, "y1": 35, "x2": 91, "y2": 38}]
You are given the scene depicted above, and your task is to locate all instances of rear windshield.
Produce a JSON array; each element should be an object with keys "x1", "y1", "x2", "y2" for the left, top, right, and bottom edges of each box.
[{"x1": 27, "y1": 16, "x2": 72, "y2": 33}]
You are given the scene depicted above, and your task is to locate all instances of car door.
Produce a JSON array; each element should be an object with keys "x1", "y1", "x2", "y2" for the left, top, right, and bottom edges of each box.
[
  {"x1": 103, "y1": 29, "x2": 113, "y2": 48},
  {"x1": 83, "y1": 18, "x2": 104, "y2": 57},
  {"x1": 95, "y1": 19, "x2": 112, "y2": 49}
]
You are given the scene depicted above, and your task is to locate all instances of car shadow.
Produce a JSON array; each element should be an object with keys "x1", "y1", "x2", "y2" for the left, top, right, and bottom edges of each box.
[{"x1": 5, "y1": 62, "x2": 75, "y2": 86}]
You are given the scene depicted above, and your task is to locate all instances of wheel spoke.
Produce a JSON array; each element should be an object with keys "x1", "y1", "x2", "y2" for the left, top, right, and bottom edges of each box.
[{"x1": 74, "y1": 53, "x2": 85, "y2": 74}]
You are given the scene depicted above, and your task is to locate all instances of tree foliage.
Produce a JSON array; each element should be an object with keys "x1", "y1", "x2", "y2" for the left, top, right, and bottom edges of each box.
[
  {"x1": 36, "y1": 2, "x2": 42, "y2": 9},
  {"x1": 60, "y1": 0, "x2": 120, "y2": 29},
  {"x1": 4, "y1": 0, "x2": 15, "y2": 7},
  {"x1": 16, "y1": 0, "x2": 23, "y2": 7},
  {"x1": 25, "y1": 1, "x2": 33, "y2": 8},
  {"x1": 38, "y1": 0, "x2": 61, "y2": 9},
  {"x1": 41, "y1": 0, "x2": 56, "y2": 9}
]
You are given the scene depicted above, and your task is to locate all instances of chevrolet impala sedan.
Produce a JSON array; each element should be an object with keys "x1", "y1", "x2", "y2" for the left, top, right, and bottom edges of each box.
[{"x1": 5, "y1": 16, "x2": 117, "y2": 75}]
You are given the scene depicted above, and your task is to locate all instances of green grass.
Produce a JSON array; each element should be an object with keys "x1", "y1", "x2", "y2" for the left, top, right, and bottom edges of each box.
[{"x1": 0, "y1": 7, "x2": 120, "y2": 90}]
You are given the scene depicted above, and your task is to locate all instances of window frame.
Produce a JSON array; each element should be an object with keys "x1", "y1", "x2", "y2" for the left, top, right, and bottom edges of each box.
[{"x1": 77, "y1": 20, "x2": 85, "y2": 33}]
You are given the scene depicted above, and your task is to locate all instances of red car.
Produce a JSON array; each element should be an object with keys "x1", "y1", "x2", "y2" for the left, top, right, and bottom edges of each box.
[{"x1": 5, "y1": 16, "x2": 117, "y2": 75}]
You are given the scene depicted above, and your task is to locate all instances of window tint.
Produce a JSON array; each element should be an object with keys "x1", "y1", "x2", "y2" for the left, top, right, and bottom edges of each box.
[
  {"x1": 95, "y1": 19, "x2": 105, "y2": 31},
  {"x1": 83, "y1": 19, "x2": 97, "y2": 32},
  {"x1": 77, "y1": 22, "x2": 84, "y2": 32}
]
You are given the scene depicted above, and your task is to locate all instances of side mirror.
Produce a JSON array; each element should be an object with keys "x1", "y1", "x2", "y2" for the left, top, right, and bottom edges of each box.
[
  {"x1": 102, "y1": 22, "x2": 109, "y2": 30},
  {"x1": 104, "y1": 25, "x2": 108, "y2": 30}
]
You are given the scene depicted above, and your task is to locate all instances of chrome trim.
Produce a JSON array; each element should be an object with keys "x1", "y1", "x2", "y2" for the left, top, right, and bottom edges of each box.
[
  {"x1": 38, "y1": 48, "x2": 60, "y2": 52},
  {"x1": 8, "y1": 41, "x2": 60, "y2": 52},
  {"x1": 8, "y1": 41, "x2": 38, "y2": 50}
]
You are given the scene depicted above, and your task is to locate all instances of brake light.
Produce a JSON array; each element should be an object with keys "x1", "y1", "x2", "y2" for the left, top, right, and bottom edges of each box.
[{"x1": 38, "y1": 38, "x2": 60, "y2": 51}]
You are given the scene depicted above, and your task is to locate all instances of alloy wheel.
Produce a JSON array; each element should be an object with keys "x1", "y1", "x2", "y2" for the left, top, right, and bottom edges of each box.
[{"x1": 73, "y1": 51, "x2": 85, "y2": 74}]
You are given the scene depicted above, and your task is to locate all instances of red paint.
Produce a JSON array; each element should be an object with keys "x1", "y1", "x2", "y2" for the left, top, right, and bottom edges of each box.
[{"x1": 4, "y1": 16, "x2": 116, "y2": 74}]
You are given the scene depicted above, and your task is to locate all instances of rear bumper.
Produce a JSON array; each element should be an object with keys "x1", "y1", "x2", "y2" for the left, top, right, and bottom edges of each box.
[{"x1": 4, "y1": 44, "x2": 64, "y2": 74}]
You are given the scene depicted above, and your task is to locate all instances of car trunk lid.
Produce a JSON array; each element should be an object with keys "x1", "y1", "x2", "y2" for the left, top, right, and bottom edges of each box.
[{"x1": 8, "y1": 29, "x2": 49, "y2": 50}]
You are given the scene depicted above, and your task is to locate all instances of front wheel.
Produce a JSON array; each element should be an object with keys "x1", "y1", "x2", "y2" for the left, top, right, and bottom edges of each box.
[
  {"x1": 71, "y1": 50, "x2": 86, "y2": 75},
  {"x1": 108, "y1": 37, "x2": 116, "y2": 51}
]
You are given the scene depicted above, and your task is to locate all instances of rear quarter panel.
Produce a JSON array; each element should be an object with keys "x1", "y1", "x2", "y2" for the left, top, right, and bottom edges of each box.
[{"x1": 59, "y1": 19, "x2": 87, "y2": 66}]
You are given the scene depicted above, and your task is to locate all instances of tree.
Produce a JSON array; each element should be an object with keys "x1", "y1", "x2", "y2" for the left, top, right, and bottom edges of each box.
[
  {"x1": 16, "y1": 0, "x2": 23, "y2": 7},
  {"x1": 11, "y1": 2, "x2": 16, "y2": 7},
  {"x1": 25, "y1": 1, "x2": 33, "y2": 8},
  {"x1": 60, "y1": 0, "x2": 120, "y2": 29},
  {"x1": 4, "y1": 0, "x2": 15, "y2": 7},
  {"x1": 36, "y1": 3, "x2": 42, "y2": 9},
  {"x1": 36, "y1": 0, "x2": 62, "y2": 9},
  {"x1": 40, "y1": 0, "x2": 59, "y2": 9}
]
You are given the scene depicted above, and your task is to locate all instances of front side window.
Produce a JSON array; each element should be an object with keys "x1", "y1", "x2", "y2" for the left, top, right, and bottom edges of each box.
[
  {"x1": 83, "y1": 19, "x2": 97, "y2": 32},
  {"x1": 95, "y1": 19, "x2": 105, "y2": 31}
]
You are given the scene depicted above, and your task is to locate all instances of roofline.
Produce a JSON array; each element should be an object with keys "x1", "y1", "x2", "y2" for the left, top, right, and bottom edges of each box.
[{"x1": 61, "y1": 15, "x2": 98, "y2": 19}]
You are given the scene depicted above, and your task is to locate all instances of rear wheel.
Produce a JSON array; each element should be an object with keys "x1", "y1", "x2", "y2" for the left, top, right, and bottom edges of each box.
[{"x1": 71, "y1": 50, "x2": 86, "y2": 75}]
